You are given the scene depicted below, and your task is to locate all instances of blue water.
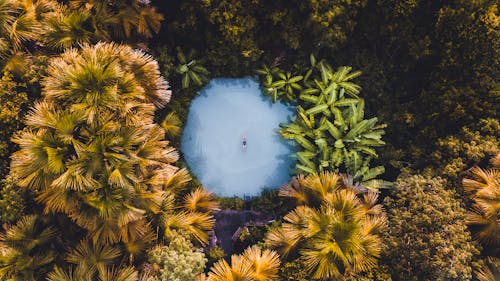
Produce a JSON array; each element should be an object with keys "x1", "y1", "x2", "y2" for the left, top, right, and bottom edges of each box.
[{"x1": 181, "y1": 78, "x2": 296, "y2": 197}]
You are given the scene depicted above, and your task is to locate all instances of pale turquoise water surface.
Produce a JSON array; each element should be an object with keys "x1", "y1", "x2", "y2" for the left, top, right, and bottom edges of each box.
[{"x1": 181, "y1": 78, "x2": 296, "y2": 197}]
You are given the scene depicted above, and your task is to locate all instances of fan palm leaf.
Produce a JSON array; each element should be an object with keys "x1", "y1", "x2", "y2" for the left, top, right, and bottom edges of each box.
[
  {"x1": 45, "y1": 9, "x2": 93, "y2": 50},
  {"x1": 0, "y1": 215, "x2": 58, "y2": 280},
  {"x1": 463, "y1": 159, "x2": 500, "y2": 253},
  {"x1": 266, "y1": 173, "x2": 386, "y2": 280},
  {"x1": 476, "y1": 257, "x2": 500, "y2": 281},
  {"x1": 241, "y1": 246, "x2": 280, "y2": 281},
  {"x1": 161, "y1": 111, "x2": 182, "y2": 139},
  {"x1": 184, "y1": 187, "x2": 220, "y2": 213},
  {"x1": 208, "y1": 255, "x2": 253, "y2": 281}
]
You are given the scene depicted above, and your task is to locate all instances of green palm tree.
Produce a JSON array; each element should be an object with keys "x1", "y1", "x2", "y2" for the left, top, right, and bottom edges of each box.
[
  {"x1": 9, "y1": 43, "x2": 174, "y2": 257},
  {"x1": 280, "y1": 99, "x2": 387, "y2": 190},
  {"x1": 0, "y1": 215, "x2": 58, "y2": 281},
  {"x1": 266, "y1": 172, "x2": 386, "y2": 280},
  {"x1": 256, "y1": 64, "x2": 303, "y2": 103},
  {"x1": 274, "y1": 62, "x2": 387, "y2": 190},
  {"x1": 175, "y1": 48, "x2": 210, "y2": 89},
  {"x1": 463, "y1": 154, "x2": 500, "y2": 256}
]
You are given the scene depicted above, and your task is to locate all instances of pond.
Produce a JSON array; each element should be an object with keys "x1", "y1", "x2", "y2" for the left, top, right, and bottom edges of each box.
[{"x1": 180, "y1": 78, "x2": 296, "y2": 197}]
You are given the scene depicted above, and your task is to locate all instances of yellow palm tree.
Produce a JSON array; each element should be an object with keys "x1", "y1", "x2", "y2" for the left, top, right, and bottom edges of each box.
[
  {"x1": 241, "y1": 246, "x2": 280, "y2": 281},
  {"x1": 207, "y1": 245, "x2": 280, "y2": 281},
  {"x1": 476, "y1": 257, "x2": 500, "y2": 281},
  {"x1": 184, "y1": 187, "x2": 220, "y2": 213},
  {"x1": 9, "y1": 43, "x2": 175, "y2": 260},
  {"x1": 151, "y1": 168, "x2": 217, "y2": 245},
  {"x1": 463, "y1": 153, "x2": 500, "y2": 255},
  {"x1": 266, "y1": 172, "x2": 386, "y2": 280}
]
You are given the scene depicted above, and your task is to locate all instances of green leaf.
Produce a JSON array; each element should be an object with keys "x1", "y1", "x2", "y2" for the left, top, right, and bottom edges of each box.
[
  {"x1": 181, "y1": 74, "x2": 190, "y2": 89},
  {"x1": 345, "y1": 120, "x2": 369, "y2": 140},
  {"x1": 331, "y1": 149, "x2": 343, "y2": 167},
  {"x1": 189, "y1": 71, "x2": 202, "y2": 86},
  {"x1": 271, "y1": 81, "x2": 286, "y2": 88},
  {"x1": 332, "y1": 107, "x2": 345, "y2": 127},
  {"x1": 310, "y1": 54, "x2": 316, "y2": 66},
  {"x1": 300, "y1": 94, "x2": 319, "y2": 103},
  {"x1": 296, "y1": 164, "x2": 315, "y2": 174},
  {"x1": 334, "y1": 98, "x2": 359, "y2": 107},
  {"x1": 289, "y1": 75, "x2": 303, "y2": 83},
  {"x1": 361, "y1": 166, "x2": 385, "y2": 181},
  {"x1": 325, "y1": 120, "x2": 342, "y2": 139},
  {"x1": 358, "y1": 146, "x2": 378, "y2": 157},
  {"x1": 305, "y1": 104, "x2": 329, "y2": 116},
  {"x1": 334, "y1": 139, "x2": 344, "y2": 149},
  {"x1": 295, "y1": 135, "x2": 316, "y2": 151}
]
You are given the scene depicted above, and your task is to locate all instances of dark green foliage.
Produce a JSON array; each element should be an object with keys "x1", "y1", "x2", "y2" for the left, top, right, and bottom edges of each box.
[
  {"x1": 345, "y1": 265, "x2": 393, "y2": 281},
  {"x1": 235, "y1": 225, "x2": 266, "y2": 253},
  {"x1": 383, "y1": 174, "x2": 479, "y2": 281},
  {"x1": 156, "y1": 0, "x2": 367, "y2": 75},
  {"x1": 278, "y1": 259, "x2": 309, "y2": 281},
  {"x1": 154, "y1": 0, "x2": 498, "y2": 183},
  {"x1": 217, "y1": 196, "x2": 245, "y2": 210},
  {"x1": 249, "y1": 188, "x2": 289, "y2": 218},
  {"x1": 0, "y1": 175, "x2": 25, "y2": 224},
  {"x1": 46, "y1": 0, "x2": 163, "y2": 49},
  {"x1": 0, "y1": 73, "x2": 29, "y2": 180},
  {"x1": 428, "y1": 118, "x2": 499, "y2": 186},
  {"x1": 339, "y1": 0, "x2": 499, "y2": 175},
  {"x1": 205, "y1": 246, "x2": 225, "y2": 269}
]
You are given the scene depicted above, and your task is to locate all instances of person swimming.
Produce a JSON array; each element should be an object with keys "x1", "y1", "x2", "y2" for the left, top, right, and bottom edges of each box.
[{"x1": 242, "y1": 136, "x2": 247, "y2": 150}]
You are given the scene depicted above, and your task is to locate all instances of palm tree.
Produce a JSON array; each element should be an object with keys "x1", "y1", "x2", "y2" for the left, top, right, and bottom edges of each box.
[
  {"x1": 184, "y1": 187, "x2": 220, "y2": 213},
  {"x1": 47, "y1": 265, "x2": 138, "y2": 281},
  {"x1": 44, "y1": 9, "x2": 94, "y2": 50},
  {"x1": 241, "y1": 246, "x2": 280, "y2": 281},
  {"x1": 276, "y1": 62, "x2": 387, "y2": 190},
  {"x1": 0, "y1": 215, "x2": 58, "y2": 281},
  {"x1": 161, "y1": 111, "x2": 182, "y2": 140},
  {"x1": 174, "y1": 48, "x2": 210, "y2": 89},
  {"x1": 208, "y1": 254, "x2": 253, "y2": 281},
  {"x1": 0, "y1": 0, "x2": 58, "y2": 72},
  {"x1": 9, "y1": 43, "x2": 174, "y2": 258},
  {"x1": 256, "y1": 57, "x2": 387, "y2": 190},
  {"x1": 68, "y1": 0, "x2": 163, "y2": 40},
  {"x1": 155, "y1": 176, "x2": 217, "y2": 245},
  {"x1": 46, "y1": 239, "x2": 140, "y2": 281},
  {"x1": 280, "y1": 100, "x2": 387, "y2": 189},
  {"x1": 266, "y1": 172, "x2": 386, "y2": 280},
  {"x1": 207, "y1": 245, "x2": 280, "y2": 281},
  {"x1": 463, "y1": 154, "x2": 500, "y2": 256},
  {"x1": 476, "y1": 257, "x2": 500, "y2": 281},
  {"x1": 263, "y1": 70, "x2": 303, "y2": 103}
]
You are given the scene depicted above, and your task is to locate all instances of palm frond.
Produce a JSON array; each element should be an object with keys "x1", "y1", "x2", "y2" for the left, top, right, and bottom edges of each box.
[{"x1": 184, "y1": 187, "x2": 220, "y2": 213}]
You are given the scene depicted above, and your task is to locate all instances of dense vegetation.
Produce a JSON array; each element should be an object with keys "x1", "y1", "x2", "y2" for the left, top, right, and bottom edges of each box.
[{"x1": 0, "y1": 0, "x2": 498, "y2": 280}]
